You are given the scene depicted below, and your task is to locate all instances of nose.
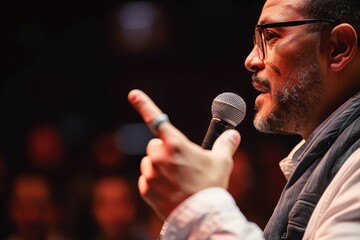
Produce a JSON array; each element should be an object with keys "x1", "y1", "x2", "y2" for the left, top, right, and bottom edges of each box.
[{"x1": 244, "y1": 46, "x2": 264, "y2": 73}]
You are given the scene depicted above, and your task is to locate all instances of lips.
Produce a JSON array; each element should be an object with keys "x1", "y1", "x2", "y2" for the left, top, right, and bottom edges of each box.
[{"x1": 252, "y1": 76, "x2": 270, "y2": 93}]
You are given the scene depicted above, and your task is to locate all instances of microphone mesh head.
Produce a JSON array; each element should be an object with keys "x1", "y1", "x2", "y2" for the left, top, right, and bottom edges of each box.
[{"x1": 211, "y1": 92, "x2": 246, "y2": 127}]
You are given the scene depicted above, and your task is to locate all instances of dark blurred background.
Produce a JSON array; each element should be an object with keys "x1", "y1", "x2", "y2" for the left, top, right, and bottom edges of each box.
[{"x1": 1, "y1": 0, "x2": 301, "y2": 239}]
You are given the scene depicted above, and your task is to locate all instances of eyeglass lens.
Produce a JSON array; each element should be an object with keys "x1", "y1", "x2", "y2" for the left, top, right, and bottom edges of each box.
[{"x1": 254, "y1": 27, "x2": 265, "y2": 60}]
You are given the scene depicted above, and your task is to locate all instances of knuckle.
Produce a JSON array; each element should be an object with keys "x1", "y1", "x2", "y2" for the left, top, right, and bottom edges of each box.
[{"x1": 165, "y1": 135, "x2": 183, "y2": 152}]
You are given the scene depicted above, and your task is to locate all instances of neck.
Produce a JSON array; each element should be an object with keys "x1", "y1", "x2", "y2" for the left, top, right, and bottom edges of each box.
[{"x1": 301, "y1": 88, "x2": 360, "y2": 140}]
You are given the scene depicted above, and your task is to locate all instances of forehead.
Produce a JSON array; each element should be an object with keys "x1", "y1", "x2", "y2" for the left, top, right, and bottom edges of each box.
[
  {"x1": 94, "y1": 178, "x2": 130, "y2": 196},
  {"x1": 259, "y1": 0, "x2": 305, "y2": 23}
]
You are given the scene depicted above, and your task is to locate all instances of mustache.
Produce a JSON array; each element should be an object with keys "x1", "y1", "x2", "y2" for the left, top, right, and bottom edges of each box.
[{"x1": 252, "y1": 75, "x2": 271, "y2": 92}]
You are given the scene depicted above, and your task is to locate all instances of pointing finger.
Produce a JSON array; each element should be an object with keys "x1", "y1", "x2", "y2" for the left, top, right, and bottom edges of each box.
[
  {"x1": 128, "y1": 89, "x2": 187, "y2": 145},
  {"x1": 128, "y1": 89, "x2": 164, "y2": 127}
]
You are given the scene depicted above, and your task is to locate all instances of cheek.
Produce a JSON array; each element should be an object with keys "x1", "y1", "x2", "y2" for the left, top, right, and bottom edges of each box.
[
  {"x1": 265, "y1": 56, "x2": 299, "y2": 95},
  {"x1": 272, "y1": 39, "x2": 316, "y2": 78}
]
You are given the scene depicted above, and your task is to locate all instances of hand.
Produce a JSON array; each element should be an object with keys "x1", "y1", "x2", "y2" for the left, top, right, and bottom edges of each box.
[{"x1": 128, "y1": 89, "x2": 241, "y2": 220}]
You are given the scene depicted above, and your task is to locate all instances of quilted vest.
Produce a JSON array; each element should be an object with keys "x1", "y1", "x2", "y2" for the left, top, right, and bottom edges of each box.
[{"x1": 264, "y1": 92, "x2": 360, "y2": 240}]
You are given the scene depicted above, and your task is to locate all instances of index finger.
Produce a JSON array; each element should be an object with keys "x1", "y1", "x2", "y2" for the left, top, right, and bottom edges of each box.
[
  {"x1": 128, "y1": 89, "x2": 190, "y2": 153},
  {"x1": 128, "y1": 89, "x2": 163, "y2": 126}
]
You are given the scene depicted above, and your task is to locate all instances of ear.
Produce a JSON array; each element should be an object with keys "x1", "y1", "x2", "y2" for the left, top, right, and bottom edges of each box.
[{"x1": 329, "y1": 23, "x2": 358, "y2": 71}]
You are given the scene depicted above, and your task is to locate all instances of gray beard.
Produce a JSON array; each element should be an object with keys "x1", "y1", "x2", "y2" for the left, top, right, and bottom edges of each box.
[{"x1": 253, "y1": 61, "x2": 324, "y2": 135}]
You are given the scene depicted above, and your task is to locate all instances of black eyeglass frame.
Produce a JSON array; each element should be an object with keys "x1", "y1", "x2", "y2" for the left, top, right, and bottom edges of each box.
[{"x1": 254, "y1": 19, "x2": 337, "y2": 60}]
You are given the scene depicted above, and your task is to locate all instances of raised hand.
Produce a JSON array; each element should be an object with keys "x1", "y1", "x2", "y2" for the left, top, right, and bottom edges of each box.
[{"x1": 128, "y1": 89, "x2": 241, "y2": 220}]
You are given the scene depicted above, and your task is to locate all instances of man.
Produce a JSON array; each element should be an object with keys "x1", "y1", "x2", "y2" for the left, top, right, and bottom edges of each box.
[
  {"x1": 7, "y1": 173, "x2": 67, "y2": 240},
  {"x1": 90, "y1": 175, "x2": 144, "y2": 240},
  {"x1": 128, "y1": 0, "x2": 360, "y2": 239}
]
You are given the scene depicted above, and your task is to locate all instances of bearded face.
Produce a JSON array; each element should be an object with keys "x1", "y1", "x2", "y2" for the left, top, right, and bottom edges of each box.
[{"x1": 253, "y1": 57, "x2": 324, "y2": 135}]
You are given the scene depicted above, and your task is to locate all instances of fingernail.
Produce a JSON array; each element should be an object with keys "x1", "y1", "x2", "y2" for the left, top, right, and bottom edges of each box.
[
  {"x1": 227, "y1": 130, "x2": 238, "y2": 145},
  {"x1": 129, "y1": 90, "x2": 140, "y2": 103}
]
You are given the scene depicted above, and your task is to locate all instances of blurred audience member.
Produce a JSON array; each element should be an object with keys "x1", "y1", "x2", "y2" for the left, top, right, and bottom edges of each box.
[
  {"x1": 93, "y1": 132, "x2": 123, "y2": 168},
  {"x1": 26, "y1": 123, "x2": 64, "y2": 170},
  {"x1": 228, "y1": 148, "x2": 255, "y2": 204},
  {"x1": 90, "y1": 174, "x2": 145, "y2": 240},
  {"x1": 60, "y1": 130, "x2": 129, "y2": 238},
  {"x1": 227, "y1": 148, "x2": 267, "y2": 229},
  {"x1": 142, "y1": 209, "x2": 163, "y2": 240},
  {"x1": 6, "y1": 173, "x2": 67, "y2": 240}
]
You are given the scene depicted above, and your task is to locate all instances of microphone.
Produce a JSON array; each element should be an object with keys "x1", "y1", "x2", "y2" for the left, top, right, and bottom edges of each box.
[{"x1": 201, "y1": 92, "x2": 246, "y2": 150}]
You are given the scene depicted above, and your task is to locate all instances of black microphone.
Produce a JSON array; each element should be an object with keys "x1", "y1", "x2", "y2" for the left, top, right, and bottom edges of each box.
[{"x1": 201, "y1": 92, "x2": 246, "y2": 150}]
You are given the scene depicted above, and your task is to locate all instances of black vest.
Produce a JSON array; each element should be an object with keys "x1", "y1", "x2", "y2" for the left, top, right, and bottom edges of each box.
[{"x1": 264, "y1": 93, "x2": 360, "y2": 240}]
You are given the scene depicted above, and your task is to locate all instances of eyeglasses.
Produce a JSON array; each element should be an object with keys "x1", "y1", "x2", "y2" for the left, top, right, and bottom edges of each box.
[{"x1": 254, "y1": 19, "x2": 336, "y2": 60}]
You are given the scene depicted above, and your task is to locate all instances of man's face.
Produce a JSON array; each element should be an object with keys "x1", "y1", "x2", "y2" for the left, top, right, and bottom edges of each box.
[
  {"x1": 245, "y1": 0, "x2": 325, "y2": 136},
  {"x1": 10, "y1": 177, "x2": 56, "y2": 238},
  {"x1": 92, "y1": 178, "x2": 135, "y2": 237}
]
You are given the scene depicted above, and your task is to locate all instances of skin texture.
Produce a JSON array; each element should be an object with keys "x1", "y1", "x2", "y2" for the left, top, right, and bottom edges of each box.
[
  {"x1": 246, "y1": 0, "x2": 360, "y2": 139},
  {"x1": 246, "y1": 0, "x2": 325, "y2": 138},
  {"x1": 128, "y1": 89, "x2": 240, "y2": 220},
  {"x1": 128, "y1": 0, "x2": 360, "y2": 221}
]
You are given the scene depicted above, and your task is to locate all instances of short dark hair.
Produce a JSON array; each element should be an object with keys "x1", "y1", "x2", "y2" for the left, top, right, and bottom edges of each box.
[{"x1": 301, "y1": 0, "x2": 360, "y2": 46}]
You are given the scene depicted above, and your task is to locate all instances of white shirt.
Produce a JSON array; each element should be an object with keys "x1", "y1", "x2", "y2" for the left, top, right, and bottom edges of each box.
[{"x1": 159, "y1": 143, "x2": 360, "y2": 239}]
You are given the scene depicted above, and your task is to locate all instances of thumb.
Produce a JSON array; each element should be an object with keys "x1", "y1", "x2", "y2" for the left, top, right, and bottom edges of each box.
[{"x1": 211, "y1": 129, "x2": 241, "y2": 158}]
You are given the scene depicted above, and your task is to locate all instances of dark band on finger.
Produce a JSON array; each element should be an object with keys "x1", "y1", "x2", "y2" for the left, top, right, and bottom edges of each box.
[{"x1": 149, "y1": 113, "x2": 170, "y2": 132}]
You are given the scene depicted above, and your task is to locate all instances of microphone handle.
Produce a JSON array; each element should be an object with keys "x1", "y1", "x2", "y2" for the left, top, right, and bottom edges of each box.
[{"x1": 201, "y1": 118, "x2": 234, "y2": 150}]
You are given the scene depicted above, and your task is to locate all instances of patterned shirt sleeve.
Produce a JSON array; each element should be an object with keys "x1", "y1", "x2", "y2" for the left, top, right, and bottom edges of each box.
[{"x1": 159, "y1": 187, "x2": 264, "y2": 240}]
